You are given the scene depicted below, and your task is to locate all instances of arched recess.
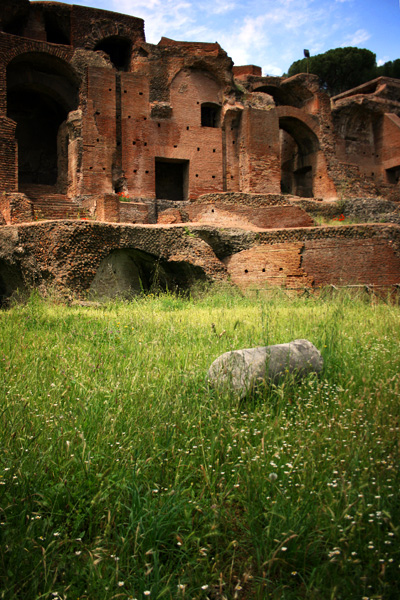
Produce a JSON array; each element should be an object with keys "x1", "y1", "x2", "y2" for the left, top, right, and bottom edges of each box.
[
  {"x1": 94, "y1": 36, "x2": 132, "y2": 71},
  {"x1": 89, "y1": 249, "x2": 207, "y2": 298},
  {"x1": 170, "y1": 68, "x2": 222, "y2": 127},
  {"x1": 253, "y1": 85, "x2": 295, "y2": 107},
  {"x1": 0, "y1": 260, "x2": 25, "y2": 307},
  {"x1": 6, "y1": 52, "x2": 79, "y2": 191},
  {"x1": 253, "y1": 84, "x2": 313, "y2": 108},
  {"x1": 278, "y1": 115, "x2": 320, "y2": 198}
]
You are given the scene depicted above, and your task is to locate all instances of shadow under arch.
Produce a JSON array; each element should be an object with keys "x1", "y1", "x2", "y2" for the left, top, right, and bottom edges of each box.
[
  {"x1": 253, "y1": 85, "x2": 297, "y2": 107},
  {"x1": 0, "y1": 259, "x2": 25, "y2": 307},
  {"x1": 253, "y1": 83, "x2": 314, "y2": 108},
  {"x1": 279, "y1": 116, "x2": 320, "y2": 197},
  {"x1": 89, "y1": 249, "x2": 208, "y2": 299},
  {"x1": 6, "y1": 52, "x2": 79, "y2": 188}
]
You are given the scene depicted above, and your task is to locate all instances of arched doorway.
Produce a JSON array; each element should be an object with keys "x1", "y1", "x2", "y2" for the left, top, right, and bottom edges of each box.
[
  {"x1": 279, "y1": 116, "x2": 319, "y2": 198},
  {"x1": 6, "y1": 52, "x2": 79, "y2": 191},
  {"x1": 89, "y1": 249, "x2": 207, "y2": 298}
]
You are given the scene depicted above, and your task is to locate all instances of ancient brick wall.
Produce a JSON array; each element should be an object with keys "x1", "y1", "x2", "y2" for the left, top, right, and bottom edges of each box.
[
  {"x1": 96, "y1": 195, "x2": 120, "y2": 223},
  {"x1": 120, "y1": 202, "x2": 153, "y2": 224},
  {"x1": 156, "y1": 202, "x2": 314, "y2": 229},
  {"x1": 123, "y1": 192, "x2": 317, "y2": 229},
  {"x1": 81, "y1": 68, "x2": 116, "y2": 196},
  {"x1": 223, "y1": 225, "x2": 400, "y2": 289},
  {"x1": 0, "y1": 117, "x2": 17, "y2": 192},
  {"x1": 70, "y1": 5, "x2": 144, "y2": 51},
  {"x1": 0, "y1": 193, "x2": 33, "y2": 225},
  {"x1": 1, "y1": 221, "x2": 399, "y2": 299},
  {"x1": 239, "y1": 107, "x2": 281, "y2": 194},
  {"x1": 233, "y1": 65, "x2": 262, "y2": 78},
  {"x1": 379, "y1": 114, "x2": 400, "y2": 178},
  {"x1": 0, "y1": 0, "x2": 399, "y2": 220},
  {"x1": 302, "y1": 237, "x2": 400, "y2": 286}
]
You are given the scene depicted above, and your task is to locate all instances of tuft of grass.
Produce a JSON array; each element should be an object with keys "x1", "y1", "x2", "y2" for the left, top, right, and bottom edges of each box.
[
  {"x1": 313, "y1": 215, "x2": 358, "y2": 227},
  {"x1": 0, "y1": 289, "x2": 399, "y2": 599}
]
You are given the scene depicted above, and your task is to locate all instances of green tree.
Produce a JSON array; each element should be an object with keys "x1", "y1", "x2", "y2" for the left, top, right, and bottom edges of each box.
[
  {"x1": 287, "y1": 47, "x2": 377, "y2": 96},
  {"x1": 377, "y1": 58, "x2": 400, "y2": 79}
]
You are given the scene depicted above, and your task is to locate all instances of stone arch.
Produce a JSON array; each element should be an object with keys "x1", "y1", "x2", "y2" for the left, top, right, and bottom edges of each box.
[
  {"x1": 253, "y1": 85, "x2": 287, "y2": 106},
  {"x1": 89, "y1": 248, "x2": 207, "y2": 298},
  {"x1": 252, "y1": 79, "x2": 314, "y2": 109},
  {"x1": 276, "y1": 107, "x2": 320, "y2": 197},
  {"x1": 6, "y1": 52, "x2": 79, "y2": 190},
  {"x1": 253, "y1": 85, "x2": 299, "y2": 107},
  {"x1": 0, "y1": 259, "x2": 25, "y2": 307}
]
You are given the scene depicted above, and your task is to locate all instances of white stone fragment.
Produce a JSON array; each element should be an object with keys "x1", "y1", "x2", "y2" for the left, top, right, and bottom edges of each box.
[{"x1": 207, "y1": 339, "x2": 323, "y2": 397}]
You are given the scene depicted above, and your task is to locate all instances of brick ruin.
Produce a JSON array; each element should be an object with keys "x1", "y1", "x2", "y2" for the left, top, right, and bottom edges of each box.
[{"x1": 0, "y1": 0, "x2": 400, "y2": 301}]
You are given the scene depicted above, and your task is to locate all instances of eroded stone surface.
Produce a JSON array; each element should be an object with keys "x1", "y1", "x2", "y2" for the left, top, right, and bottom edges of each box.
[
  {"x1": 207, "y1": 339, "x2": 323, "y2": 396},
  {"x1": 1, "y1": 221, "x2": 400, "y2": 301}
]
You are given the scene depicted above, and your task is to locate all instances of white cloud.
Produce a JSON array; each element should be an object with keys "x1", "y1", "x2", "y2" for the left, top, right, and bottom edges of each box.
[
  {"x1": 114, "y1": 0, "x2": 195, "y2": 43},
  {"x1": 377, "y1": 56, "x2": 390, "y2": 67},
  {"x1": 341, "y1": 28, "x2": 371, "y2": 47},
  {"x1": 100, "y1": 0, "x2": 376, "y2": 74},
  {"x1": 262, "y1": 64, "x2": 284, "y2": 77},
  {"x1": 210, "y1": 0, "x2": 236, "y2": 15}
]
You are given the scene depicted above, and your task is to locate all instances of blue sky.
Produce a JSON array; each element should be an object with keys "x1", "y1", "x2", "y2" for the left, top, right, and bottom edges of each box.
[{"x1": 65, "y1": 0, "x2": 399, "y2": 75}]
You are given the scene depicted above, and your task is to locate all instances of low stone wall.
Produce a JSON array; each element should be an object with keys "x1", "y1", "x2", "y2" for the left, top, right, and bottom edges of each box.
[
  {"x1": 224, "y1": 227, "x2": 400, "y2": 289},
  {"x1": 157, "y1": 202, "x2": 314, "y2": 229},
  {"x1": 0, "y1": 221, "x2": 399, "y2": 300},
  {"x1": 96, "y1": 195, "x2": 120, "y2": 223},
  {"x1": 119, "y1": 201, "x2": 155, "y2": 224},
  {"x1": 0, "y1": 193, "x2": 33, "y2": 225}
]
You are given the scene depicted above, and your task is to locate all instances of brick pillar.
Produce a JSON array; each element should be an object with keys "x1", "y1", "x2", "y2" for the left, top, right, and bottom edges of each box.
[
  {"x1": 96, "y1": 194, "x2": 120, "y2": 223},
  {"x1": 0, "y1": 117, "x2": 17, "y2": 192}
]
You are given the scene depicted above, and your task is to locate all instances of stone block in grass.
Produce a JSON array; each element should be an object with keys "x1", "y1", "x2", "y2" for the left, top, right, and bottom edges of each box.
[{"x1": 207, "y1": 339, "x2": 323, "y2": 397}]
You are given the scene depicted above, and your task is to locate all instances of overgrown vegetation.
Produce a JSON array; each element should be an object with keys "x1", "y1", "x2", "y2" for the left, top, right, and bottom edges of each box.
[
  {"x1": 287, "y1": 47, "x2": 400, "y2": 96},
  {"x1": 1, "y1": 289, "x2": 399, "y2": 599}
]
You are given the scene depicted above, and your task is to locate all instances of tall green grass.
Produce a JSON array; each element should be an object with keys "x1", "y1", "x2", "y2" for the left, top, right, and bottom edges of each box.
[{"x1": 0, "y1": 289, "x2": 399, "y2": 599}]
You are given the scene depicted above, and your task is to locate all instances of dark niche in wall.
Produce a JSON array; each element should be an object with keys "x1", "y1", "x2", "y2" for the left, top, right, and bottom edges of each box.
[
  {"x1": 155, "y1": 158, "x2": 189, "y2": 201},
  {"x1": 94, "y1": 36, "x2": 132, "y2": 71},
  {"x1": 201, "y1": 103, "x2": 221, "y2": 128}
]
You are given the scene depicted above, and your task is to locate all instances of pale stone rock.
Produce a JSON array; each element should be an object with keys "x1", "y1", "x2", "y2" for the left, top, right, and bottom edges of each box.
[{"x1": 207, "y1": 339, "x2": 323, "y2": 396}]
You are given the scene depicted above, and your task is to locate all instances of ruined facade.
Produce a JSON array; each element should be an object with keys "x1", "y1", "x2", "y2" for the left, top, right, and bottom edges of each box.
[{"x1": 0, "y1": 0, "x2": 400, "y2": 300}]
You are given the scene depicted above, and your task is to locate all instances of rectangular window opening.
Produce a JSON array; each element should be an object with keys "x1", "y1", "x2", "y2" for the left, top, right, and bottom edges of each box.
[
  {"x1": 155, "y1": 158, "x2": 189, "y2": 201},
  {"x1": 201, "y1": 103, "x2": 221, "y2": 128},
  {"x1": 386, "y1": 166, "x2": 400, "y2": 185}
]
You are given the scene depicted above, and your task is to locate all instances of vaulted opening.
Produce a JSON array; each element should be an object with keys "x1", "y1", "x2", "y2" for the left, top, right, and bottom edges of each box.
[
  {"x1": 155, "y1": 158, "x2": 189, "y2": 201},
  {"x1": 253, "y1": 85, "x2": 313, "y2": 108},
  {"x1": 279, "y1": 117, "x2": 319, "y2": 198},
  {"x1": 89, "y1": 249, "x2": 207, "y2": 298},
  {"x1": 6, "y1": 52, "x2": 79, "y2": 190},
  {"x1": 253, "y1": 86, "x2": 292, "y2": 107},
  {"x1": 201, "y1": 103, "x2": 221, "y2": 128},
  {"x1": 8, "y1": 89, "x2": 67, "y2": 185},
  {"x1": 94, "y1": 36, "x2": 132, "y2": 71}
]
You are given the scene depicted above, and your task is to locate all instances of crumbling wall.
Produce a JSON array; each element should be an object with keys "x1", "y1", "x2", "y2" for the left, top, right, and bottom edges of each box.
[
  {"x1": 0, "y1": 0, "x2": 399, "y2": 224},
  {"x1": 1, "y1": 221, "x2": 399, "y2": 300}
]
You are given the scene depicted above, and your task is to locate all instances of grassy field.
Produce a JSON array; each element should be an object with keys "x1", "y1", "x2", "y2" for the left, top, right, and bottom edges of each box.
[{"x1": 0, "y1": 289, "x2": 399, "y2": 600}]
